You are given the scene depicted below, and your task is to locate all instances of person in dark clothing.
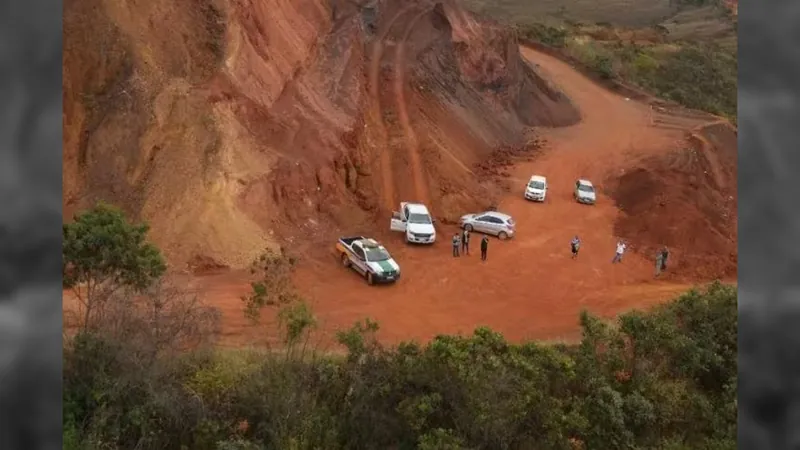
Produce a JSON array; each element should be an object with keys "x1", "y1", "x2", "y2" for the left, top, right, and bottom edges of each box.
[
  {"x1": 462, "y1": 228, "x2": 470, "y2": 255},
  {"x1": 570, "y1": 235, "x2": 581, "y2": 259},
  {"x1": 480, "y1": 235, "x2": 489, "y2": 261},
  {"x1": 452, "y1": 233, "x2": 460, "y2": 257}
]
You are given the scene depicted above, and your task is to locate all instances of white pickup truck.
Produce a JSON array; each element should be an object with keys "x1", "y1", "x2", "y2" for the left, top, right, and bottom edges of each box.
[
  {"x1": 389, "y1": 202, "x2": 437, "y2": 244},
  {"x1": 335, "y1": 236, "x2": 400, "y2": 285}
]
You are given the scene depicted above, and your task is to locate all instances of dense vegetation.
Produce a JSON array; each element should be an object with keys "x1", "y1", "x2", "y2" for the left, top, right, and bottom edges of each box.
[
  {"x1": 518, "y1": 21, "x2": 737, "y2": 121},
  {"x1": 63, "y1": 205, "x2": 737, "y2": 450}
]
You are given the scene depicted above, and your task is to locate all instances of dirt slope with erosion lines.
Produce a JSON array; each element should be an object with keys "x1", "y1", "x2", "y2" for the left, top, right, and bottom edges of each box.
[{"x1": 63, "y1": 0, "x2": 579, "y2": 271}]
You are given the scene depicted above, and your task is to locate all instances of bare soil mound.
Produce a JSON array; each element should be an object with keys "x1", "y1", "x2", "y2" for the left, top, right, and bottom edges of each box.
[
  {"x1": 609, "y1": 121, "x2": 737, "y2": 281},
  {"x1": 63, "y1": 0, "x2": 579, "y2": 269}
]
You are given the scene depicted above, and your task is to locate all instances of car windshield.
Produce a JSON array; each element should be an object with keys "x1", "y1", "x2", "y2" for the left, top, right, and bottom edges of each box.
[
  {"x1": 408, "y1": 213, "x2": 432, "y2": 224},
  {"x1": 528, "y1": 181, "x2": 545, "y2": 190},
  {"x1": 364, "y1": 247, "x2": 390, "y2": 262},
  {"x1": 578, "y1": 184, "x2": 594, "y2": 193}
]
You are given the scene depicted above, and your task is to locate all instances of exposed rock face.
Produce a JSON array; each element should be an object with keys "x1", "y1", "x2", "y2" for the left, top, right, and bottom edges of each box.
[{"x1": 63, "y1": 0, "x2": 579, "y2": 268}]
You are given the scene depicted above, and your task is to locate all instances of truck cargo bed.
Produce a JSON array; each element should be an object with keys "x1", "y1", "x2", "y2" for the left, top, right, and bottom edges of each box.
[{"x1": 339, "y1": 236, "x2": 364, "y2": 247}]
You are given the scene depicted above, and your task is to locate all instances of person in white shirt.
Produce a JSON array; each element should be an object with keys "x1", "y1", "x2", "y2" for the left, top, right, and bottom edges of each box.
[{"x1": 612, "y1": 240, "x2": 626, "y2": 263}]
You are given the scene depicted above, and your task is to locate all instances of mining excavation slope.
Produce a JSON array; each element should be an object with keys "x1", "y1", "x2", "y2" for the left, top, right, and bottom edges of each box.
[
  {"x1": 63, "y1": 0, "x2": 737, "y2": 345},
  {"x1": 63, "y1": 0, "x2": 579, "y2": 271}
]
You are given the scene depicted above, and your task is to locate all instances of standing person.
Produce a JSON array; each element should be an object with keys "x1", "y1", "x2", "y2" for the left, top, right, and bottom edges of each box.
[
  {"x1": 655, "y1": 249, "x2": 664, "y2": 277},
  {"x1": 462, "y1": 227, "x2": 470, "y2": 255},
  {"x1": 570, "y1": 235, "x2": 581, "y2": 259},
  {"x1": 612, "y1": 240, "x2": 626, "y2": 263},
  {"x1": 480, "y1": 235, "x2": 489, "y2": 261},
  {"x1": 452, "y1": 233, "x2": 460, "y2": 257},
  {"x1": 660, "y1": 246, "x2": 670, "y2": 272}
]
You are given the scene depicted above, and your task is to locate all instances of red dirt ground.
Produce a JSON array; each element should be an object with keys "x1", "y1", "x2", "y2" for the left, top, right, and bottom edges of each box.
[{"x1": 63, "y1": 0, "x2": 737, "y2": 348}]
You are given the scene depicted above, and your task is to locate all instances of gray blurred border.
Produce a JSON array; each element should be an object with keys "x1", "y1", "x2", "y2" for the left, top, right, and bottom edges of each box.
[
  {"x1": 0, "y1": 0, "x2": 798, "y2": 447},
  {"x1": 738, "y1": 0, "x2": 800, "y2": 448},
  {"x1": 0, "y1": 0, "x2": 64, "y2": 448}
]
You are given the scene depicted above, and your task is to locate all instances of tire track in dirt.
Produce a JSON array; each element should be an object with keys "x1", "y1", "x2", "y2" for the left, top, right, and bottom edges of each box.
[
  {"x1": 393, "y1": 9, "x2": 433, "y2": 204},
  {"x1": 687, "y1": 120, "x2": 732, "y2": 190},
  {"x1": 430, "y1": 138, "x2": 474, "y2": 175},
  {"x1": 367, "y1": 6, "x2": 418, "y2": 212}
]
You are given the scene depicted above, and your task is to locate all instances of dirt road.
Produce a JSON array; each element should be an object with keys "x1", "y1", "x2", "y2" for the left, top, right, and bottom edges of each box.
[
  {"x1": 185, "y1": 45, "x2": 729, "y2": 348},
  {"x1": 367, "y1": 6, "x2": 417, "y2": 211},
  {"x1": 393, "y1": 8, "x2": 433, "y2": 204}
]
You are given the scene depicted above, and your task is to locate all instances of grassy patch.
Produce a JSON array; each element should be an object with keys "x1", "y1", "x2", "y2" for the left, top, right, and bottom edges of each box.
[
  {"x1": 464, "y1": 0, "x2": 737, "y2": 121},
  {"x1": 518, "y1": 20, "x2": 737, "y2": 120},
  {"x1": 462, "y1": 0, "x2": 677, "y2": 27}
]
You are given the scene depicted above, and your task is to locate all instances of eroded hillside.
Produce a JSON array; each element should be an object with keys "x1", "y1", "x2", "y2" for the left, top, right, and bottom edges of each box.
[{"x1": 63, "y1": 0, "x2": 579, "y2": 270}]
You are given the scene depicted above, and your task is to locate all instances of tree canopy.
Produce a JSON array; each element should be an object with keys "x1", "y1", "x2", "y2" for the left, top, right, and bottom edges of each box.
[
  {"x1": 63, "y1": 202, "x2": 166, "y2": 329},
  {"x1": 63, "y1": 202, "x2": 166, "y2": 290}
]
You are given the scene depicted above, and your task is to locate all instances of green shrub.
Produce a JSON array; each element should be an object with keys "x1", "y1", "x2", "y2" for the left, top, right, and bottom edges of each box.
[
  {"x1": 592, "y1": 53, "x2": 615, "y2": 79},
  {"x1": 520, "y1": 23, "x2": 570, "y2": 48}
]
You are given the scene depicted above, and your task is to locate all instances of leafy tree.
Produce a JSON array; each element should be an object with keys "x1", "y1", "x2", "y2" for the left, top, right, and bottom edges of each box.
[{"x1": 63, "y1": 202, "x2": 166, "y2": 331}]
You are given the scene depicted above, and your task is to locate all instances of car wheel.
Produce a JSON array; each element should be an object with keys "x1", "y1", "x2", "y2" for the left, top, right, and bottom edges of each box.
[
  {"x1": 340, "y1": 253, "x2": 350, "y2": 267},
  {"x1": 366, "y1": 272, "x2": 374, "y2": 285},
  {"x1": 498, "y1": 231, "x2": 508, "y2": 240},
  {"x1": 464, "y1": 224, "x2": 473, "y2": 232}
]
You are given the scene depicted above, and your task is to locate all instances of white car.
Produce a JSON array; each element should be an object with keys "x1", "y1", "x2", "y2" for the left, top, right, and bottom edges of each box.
[
  {"x1": 459, "y1": 211, "x2": 516, "y2": 240},
  {"x1": 524, "y1": 175, "x2": 547, "y2": 202},
  {"x1": 389, "y1": 202, "x2": 436, "y2": 244},
  {"x1": 574, "y1": 179, "x2": 597, "y2": 205}
]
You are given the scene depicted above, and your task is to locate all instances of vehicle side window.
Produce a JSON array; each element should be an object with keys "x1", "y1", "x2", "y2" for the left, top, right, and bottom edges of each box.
[
  {"x1": 353, "y1": 247, "x2": 365, "y2": 260},
  {"x1": 403, "y1": 206, "x2": 409, "y2": 220},
  {"x1": 488, "y1": 217, "x2": 502, "y2": 224}
]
